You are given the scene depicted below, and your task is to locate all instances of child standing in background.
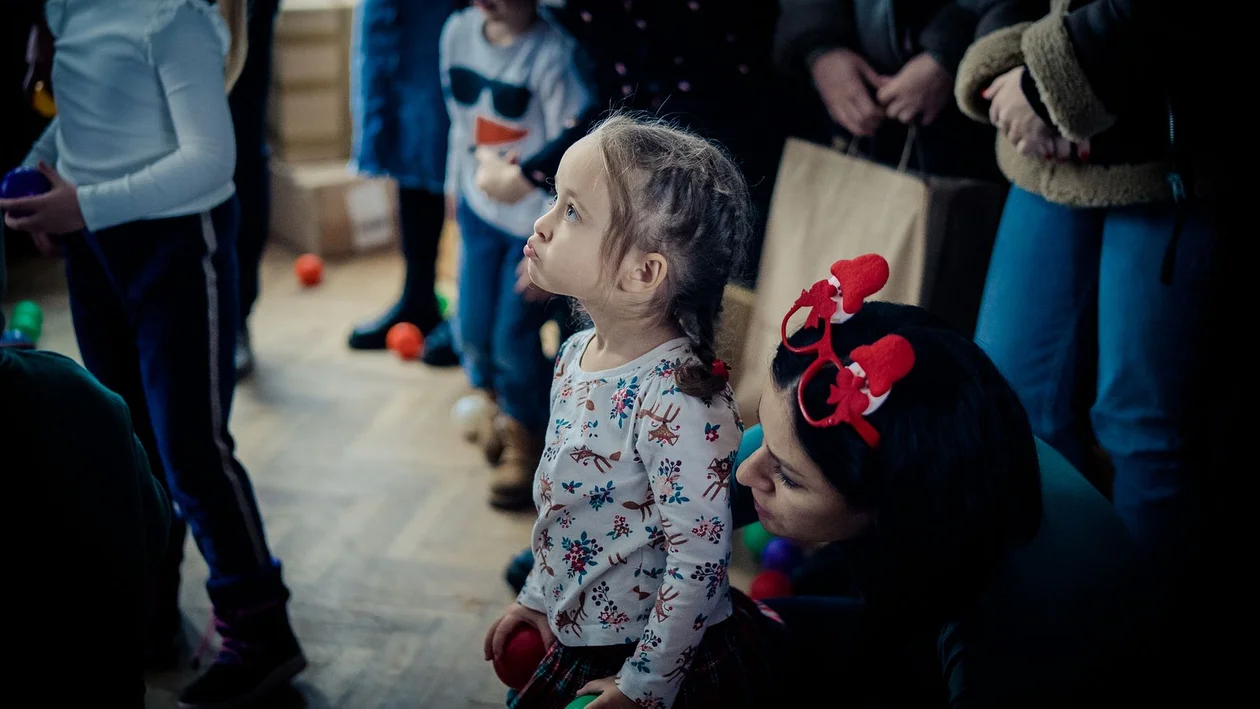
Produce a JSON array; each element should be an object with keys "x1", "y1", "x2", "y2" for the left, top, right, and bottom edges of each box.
[
  {"x1": 485, "y1": 114, "x2": 786, "y2": 709},
  {"x1": 0, "y1": 1, "x2": 304, "y2": 706},
  {"x1": 441, "y1": 0, "x2": 592, "y2": 510}
]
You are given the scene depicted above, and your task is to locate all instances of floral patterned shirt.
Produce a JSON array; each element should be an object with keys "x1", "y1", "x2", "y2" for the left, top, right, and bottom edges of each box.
[{"x1": 517, "y1": 330, "x2": 742, "y2": 709}]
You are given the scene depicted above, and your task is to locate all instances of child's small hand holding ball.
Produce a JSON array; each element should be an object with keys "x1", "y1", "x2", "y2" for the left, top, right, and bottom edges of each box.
[
  {"x1": 474, "y1": 147, "x2": 535, "y2": 204},
  {"x1": 0, "y1": 162, "x2": 85, "y2": 235},
  {"x1": 574, "y1": 677, "x2": 638, "y2": 709}
]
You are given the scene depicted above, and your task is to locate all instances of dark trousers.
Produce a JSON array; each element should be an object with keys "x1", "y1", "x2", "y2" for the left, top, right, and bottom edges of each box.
[
  {"x1": 233, "y1": 0, "x2": 281, "y2": 327},
  {"x1": 394, "y1": 186, "x2": 446, "y2": 331},
  {"x1": 64, "y1": 197, "x2": 288, "y2": 609}
]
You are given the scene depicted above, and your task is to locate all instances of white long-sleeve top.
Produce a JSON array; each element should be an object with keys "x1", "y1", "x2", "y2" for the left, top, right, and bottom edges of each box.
[
  {"x1": 518, "y1": 330, "x2": 743, "y2": 709},
  {"x1": 25, "y1": 0, "x2": 236, "y2": 232}
]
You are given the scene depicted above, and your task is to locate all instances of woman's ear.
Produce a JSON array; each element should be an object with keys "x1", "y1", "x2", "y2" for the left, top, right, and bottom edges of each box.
[{"x1": 621, "y1": 252, "x2": 669, "y2": 295}]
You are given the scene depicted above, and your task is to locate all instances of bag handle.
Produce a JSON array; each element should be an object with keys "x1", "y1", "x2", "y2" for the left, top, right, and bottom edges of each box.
[{"x1": 839, "y1": 124, "x2": 921, "y2": 173}]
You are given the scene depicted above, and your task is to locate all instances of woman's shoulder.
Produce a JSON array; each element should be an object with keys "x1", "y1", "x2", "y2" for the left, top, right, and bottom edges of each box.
[{"x1": 147, "y1": 0, "x2": 230, "y2": 53}]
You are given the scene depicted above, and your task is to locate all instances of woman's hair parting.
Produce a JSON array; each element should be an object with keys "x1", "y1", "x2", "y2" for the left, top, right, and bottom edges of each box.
[
  {"x1": 772, "y1": 301, "x2": 1043, "y2": 576},
  {"x1": 219, "y1": 0, "x2": 249, "y2": 91},
  {"x1": 591, "y1": 111, "x2": 752, "y2": 398}
]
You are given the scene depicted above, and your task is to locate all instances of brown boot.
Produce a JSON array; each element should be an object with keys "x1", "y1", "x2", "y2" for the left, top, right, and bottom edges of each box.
[
  {"x1": 455, "y1": 390, "x2": 505, "y2": 464},
  {"x1": 490, "y1": 415, "x2": 539, "y2": 511}
]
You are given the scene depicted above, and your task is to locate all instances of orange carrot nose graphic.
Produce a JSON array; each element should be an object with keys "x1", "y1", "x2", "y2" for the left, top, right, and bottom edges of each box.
[{"x1": 475, "y1": 115, "x2": 529, "y2": 146}]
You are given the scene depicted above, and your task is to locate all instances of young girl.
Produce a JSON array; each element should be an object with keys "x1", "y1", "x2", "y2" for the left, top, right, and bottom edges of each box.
[
  {"x1": 0, "y1": 1, "x2": 303, "y2": 706},
  {"x1": 484, "y1": 115, "x2": 786, "y2": 709},
  {"x1": 440, "y1": 0, "x2": 592, "y2": 510}
]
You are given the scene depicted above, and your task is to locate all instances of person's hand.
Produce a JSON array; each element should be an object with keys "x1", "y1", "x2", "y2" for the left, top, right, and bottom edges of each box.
[
  {"x1": 809, "y1": 48, "x2": 888, "y2": 137},
  {"x1": 0, "y1": 162, "x2": 86, "y2": 235},
  {"x1": 515, "y1": 256, "x2": 551, "y2": 303},
  {"x1": 983, "y1": 66, "x2": 1059, "y2": 158},
  {"x1": 576, "y1": 677, "x2": 637, "y2": 709},
  {"x1": 484, "y1": 602, "x2": 556, "y2": 663},
  {"x1": 475, "y1": 148, "x2": 535, "y2": 204},
  {"x1": 30, "y1": 232, "x2": 60, "y2": 257},
  {"x1": 876, "y1": 53, "x2": 953, "y2": 126}
]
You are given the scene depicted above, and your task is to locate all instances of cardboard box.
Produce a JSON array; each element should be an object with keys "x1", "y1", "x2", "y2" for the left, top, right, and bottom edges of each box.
[
  {"x1": 268, "y1": 0, "x2": 356, "y2": 162},
  {"x1": 716, "y1": 284, "x2": 756, "y2": 396},
  {"x1": 269, "y1": 160, "x2": 398, "y2": 258}
]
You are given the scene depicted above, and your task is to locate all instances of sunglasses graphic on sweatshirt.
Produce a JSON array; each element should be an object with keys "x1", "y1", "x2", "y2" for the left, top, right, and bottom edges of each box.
[{"x1": 449, "y1": 67, "x2": 533, "y2": 145}]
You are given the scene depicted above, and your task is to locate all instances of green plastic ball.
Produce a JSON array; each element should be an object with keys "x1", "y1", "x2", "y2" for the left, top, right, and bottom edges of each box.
[
  {"x1": 742, "y1": 521, "x2": 775, "y2": 559},
  {"x1": 9, "y1": 311, "x2": 41, "y2": 342},
  {"x1": 436, "y1": 291, "x2": 450, "y2": 319},
  {"x1": 564, "y1": 696, "x2": 597, "y2": 709},
  {"x1": 14, "y1": 300, "x2": 42, "y2": 324}
]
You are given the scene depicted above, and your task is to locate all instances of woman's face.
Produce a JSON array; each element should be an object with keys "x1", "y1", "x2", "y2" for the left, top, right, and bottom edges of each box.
[{"x1": 735, "y1": 380, "x2": 876, "y2": 544}]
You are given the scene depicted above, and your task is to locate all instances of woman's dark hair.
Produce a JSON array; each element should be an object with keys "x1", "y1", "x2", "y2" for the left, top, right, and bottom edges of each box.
[
  {"x1": 592, "y1": 111, "x2": 751, "y2": 397},
  {"x1": 772, "y1": 302, "x2": 1043, "y2": 601}
]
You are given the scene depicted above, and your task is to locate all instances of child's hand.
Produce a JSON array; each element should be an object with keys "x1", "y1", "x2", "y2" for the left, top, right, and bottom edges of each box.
[
  {"x1": 983, "y1": 67, "x2": 1059, "y2": 158},
  {"x1": 0, "y1": 162, "x2": 86, "y2": 235},
  {"x1": 576, "y1": 677, "x2": 637, "y2": 708},
  {"x1": 30, "y1": 232, "x2": 61, "y2": 257},
  {"x1": 484, "y1": 602, "x2": 556, "y2": 662},
  {"x1": 474, "y1": 148, "x2": 534, "y2": 204}
]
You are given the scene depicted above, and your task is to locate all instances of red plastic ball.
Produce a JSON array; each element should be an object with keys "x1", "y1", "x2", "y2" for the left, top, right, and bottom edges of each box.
[
  {"x1": 748, "y1": 569, "x2": 793, "y2": 601},
  {"x1": 294, "y1": 253, "x2": 323, "y2": 286},
  {"x1": 493, "y1": 625, "x2": 546, "y2": 690},
  {"x1": 386, "y1": 323, "x2": 424, "y2": 360}
]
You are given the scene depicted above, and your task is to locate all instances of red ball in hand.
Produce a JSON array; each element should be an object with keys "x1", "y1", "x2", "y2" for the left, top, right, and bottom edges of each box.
[
  {"x1": 748, "y1": 569, "x2": 793, "y2": 601},
  {"x1": 493, "y1": 625, "x2": 546, "y2": 690}
]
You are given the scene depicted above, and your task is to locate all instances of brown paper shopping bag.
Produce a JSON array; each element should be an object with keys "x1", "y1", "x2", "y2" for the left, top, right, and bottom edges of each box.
[{"x1": 734, "y1": 137, "x2": 1006, "y2": 424}]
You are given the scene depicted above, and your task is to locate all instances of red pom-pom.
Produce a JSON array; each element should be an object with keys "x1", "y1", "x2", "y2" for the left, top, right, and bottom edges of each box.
[
  {"x1": 830, "y1": 254, "x2": 889, "y2": 315},
  {"x1": 710, "y1": 359, "x2": 730, "y2": 379},
  {"x1": 748, "y1": 569, "x2": 793, "y2": 601},
  {"x1": 492, "y1": 625, "x2": 547, "y2": 690}
]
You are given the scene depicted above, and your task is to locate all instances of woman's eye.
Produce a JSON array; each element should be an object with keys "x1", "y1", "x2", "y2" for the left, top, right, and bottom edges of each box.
[{"x1": 774, "y1": 465, "x2": 799, "y2": 489}]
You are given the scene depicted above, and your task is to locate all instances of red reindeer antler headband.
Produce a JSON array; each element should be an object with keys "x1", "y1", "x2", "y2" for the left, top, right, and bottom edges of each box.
[{"x1": 780, "y1": 254, "x2": 915, "y2": 447}]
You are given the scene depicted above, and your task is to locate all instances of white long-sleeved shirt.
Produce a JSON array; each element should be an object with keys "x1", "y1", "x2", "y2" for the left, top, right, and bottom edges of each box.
[
  {"x1": 25, "y1": 0, "x2": 236, "y2": 232},
  {"x1": 439, "y1": 7, "x2": 591, "y2": 238},
  {"x1": 518, "y1": 331, "x2": 743, "y2": 709}
]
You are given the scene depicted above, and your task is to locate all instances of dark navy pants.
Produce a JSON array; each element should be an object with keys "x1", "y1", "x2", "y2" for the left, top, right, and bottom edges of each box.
[{"x1": 63, "y1": 197, "x2": 287, "y2": 606}]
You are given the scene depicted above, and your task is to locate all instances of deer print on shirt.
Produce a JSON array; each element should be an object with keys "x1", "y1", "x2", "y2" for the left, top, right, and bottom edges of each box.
[
  {"x1": 554, "y1": 590, "x2": 589, "y2": 637},
  {"x1": 622, "y1": 491, "x2": 657, "y2": 521},
  {"x1": 569, "y1": 445, "x2": 622, "y2": 474},
  {"x1": 653, "y1": 584, "x2": 680, "y2": 623},
  {"x1": 637, "y1": 400, "x2": 682, "y2": 447},
  {"x1": 703, "y1": 451, "x2": 735, "y2": 501}
]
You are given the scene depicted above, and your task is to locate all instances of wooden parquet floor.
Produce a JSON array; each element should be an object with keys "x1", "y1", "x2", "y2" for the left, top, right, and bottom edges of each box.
[{"x1": 3, "y1": 242, "x2": 754, "y2": 709}]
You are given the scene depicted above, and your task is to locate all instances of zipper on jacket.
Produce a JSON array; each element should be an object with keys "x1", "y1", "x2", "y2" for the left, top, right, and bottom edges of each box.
[{"x1": 1161, "y1": 97, "x2": 1187, "y2": 285}]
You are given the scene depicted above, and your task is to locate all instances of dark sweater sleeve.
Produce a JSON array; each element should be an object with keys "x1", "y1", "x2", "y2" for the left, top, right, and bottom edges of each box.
[
  {"x1": 518, "y1": 43, "x2": 600, "y2": 189},
  {"x1": 917, "y1": 3, "x2": 980, "y2": 76},
  {"x1": 773, "y1": 0, "x2": 858, "y2": 77}
]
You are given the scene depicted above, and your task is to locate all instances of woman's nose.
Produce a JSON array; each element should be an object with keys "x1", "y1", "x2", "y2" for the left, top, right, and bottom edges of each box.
[{"x1": 735, "y1": 448, "x2": 773, "y2": 492}]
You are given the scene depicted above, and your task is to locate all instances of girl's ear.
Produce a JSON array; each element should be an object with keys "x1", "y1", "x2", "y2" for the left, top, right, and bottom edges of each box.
[{"x1": 621, "y1": 252, "x2": 669, "y2": 295}]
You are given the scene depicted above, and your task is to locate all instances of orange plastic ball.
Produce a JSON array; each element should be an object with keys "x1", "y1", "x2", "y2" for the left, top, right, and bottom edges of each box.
[
  {"x1": 386, "y1": 322, "x2": 424, "y2": 360},
  {"x1": 294, "y1": 253, "x2": 323, "y2": 286}
]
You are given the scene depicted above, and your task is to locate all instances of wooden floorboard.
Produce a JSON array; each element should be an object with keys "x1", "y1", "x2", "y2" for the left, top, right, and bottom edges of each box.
[{"x1": 3, "y1": 242, "x2": 755, "y2": 708}]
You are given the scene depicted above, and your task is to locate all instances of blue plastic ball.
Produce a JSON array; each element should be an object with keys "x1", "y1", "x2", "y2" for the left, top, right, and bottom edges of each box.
[
  {"x1": 0, "y1": 166, "x2": 52, "y2": 200},
  {"x1": 760, "y1": 537, "x2": 803, "y2": 573},
  {"x1": 736, "y1": 423, "x2": 763, "y2": 470}
]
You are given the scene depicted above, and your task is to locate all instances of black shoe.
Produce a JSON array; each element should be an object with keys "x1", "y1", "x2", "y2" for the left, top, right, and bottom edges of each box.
[
  {"x1": 348, "y1": 303, "x2": 438, "y2": 350},
  {"x1": 234, "y1": 329, "x2": 255, "y2": 381},
  {"x1": 178, "y1": 607, "x2": 306, "y2": 708},
  {"x1": 420, "y1": 319, "x2": 460, "y2": 367},
  {"x1": 504, "y1": 548, "x2": 534, "y2": 594}
]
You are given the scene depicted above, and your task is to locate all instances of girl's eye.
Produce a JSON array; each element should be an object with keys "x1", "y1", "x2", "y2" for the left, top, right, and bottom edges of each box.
[
  {"x1": 565, "y1": 203, "x2": 578, "y2": 221},
  {"x1": 774, "y1": 465, "x2": 799, "y2": 490}
]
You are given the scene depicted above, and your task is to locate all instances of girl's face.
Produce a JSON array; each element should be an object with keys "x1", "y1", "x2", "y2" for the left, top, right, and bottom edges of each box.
[
  {"x1": 527, "y1": 135, "x2": 612, "y2": 300},
  {"x1": 735, "y1": 380, "x2": 876, "y2": 544}
]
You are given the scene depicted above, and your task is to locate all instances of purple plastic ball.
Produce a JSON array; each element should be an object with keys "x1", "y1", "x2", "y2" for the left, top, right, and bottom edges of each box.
[
  {"x1": 760, "y1": 537, "x2": 803, "y2": 573},
  {"x1": 1, "y1": 167, "x2": 52, "y2": 218},
  {"x1": 0, "y1": 167, "x2": 52, "y2": 200}
]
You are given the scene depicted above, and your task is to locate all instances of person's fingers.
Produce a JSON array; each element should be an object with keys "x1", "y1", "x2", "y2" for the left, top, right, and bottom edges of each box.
[
  {"x1": 577, "y1": 677, "x2": 614, "y2": 696},
  {"x1": 1076, "y1": 138, "x2": 1091, "y2": 162},
  {"x1": 875, "y1": 78, "x2": 900, "y2": 106},
  {"x1": 850, "y1": 88, "x2": 881, "y2": 123},
  {"x1": 35, "y1": 161, "x2": 64, "y2": 186},
  {"x1": 528, "y1": 613, "x2": 557, "y2": 647},
  {"x1": 483, "y1": 615, "x2": 503, "y2": 661},
  {"x1": 857, "y1": 60, "x2": 889, "y2": 90},
  {"x1": 5, "y1": 211, "x2": 46, "y2": 234},
  {"x1": 1053, "y1": 136, "x2": 1073, "y2": 162},
  {"x1": 490, "y1": 610, "x2": 525, "y2": 660}
]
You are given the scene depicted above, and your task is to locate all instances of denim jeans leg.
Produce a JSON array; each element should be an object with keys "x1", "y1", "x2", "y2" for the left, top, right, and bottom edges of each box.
[
  {"x1": 973, "y1": 186, "x2": 1104, "y2": 472},
  {"x1": 491, "y1": 237, "x2": 552, "y2": 435},
  {"x1": 455, "y1": 200, "x2": 508, "y2": 391}
]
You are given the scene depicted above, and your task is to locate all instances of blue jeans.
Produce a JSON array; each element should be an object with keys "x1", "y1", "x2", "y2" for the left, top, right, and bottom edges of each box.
[
  {"x1": 64, "y1": 197, "x2": 288, "y2": 609},
  {"x1": 454, "y1": 200, "x2": 551, "y2": 434},
  {"x1": 975, "y1": 186, "x2": 1213, "y2": 575}
]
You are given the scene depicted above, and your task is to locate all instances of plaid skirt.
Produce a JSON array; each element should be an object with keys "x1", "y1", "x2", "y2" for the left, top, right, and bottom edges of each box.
[{"x1": 508, "y1": 589, "x2": 790, "y2": 709}]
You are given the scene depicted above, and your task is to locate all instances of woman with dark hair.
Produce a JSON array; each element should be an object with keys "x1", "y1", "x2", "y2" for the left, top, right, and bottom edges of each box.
[{"x1": 733, "y1": 254, "x2": 1153, "y2": 707}]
